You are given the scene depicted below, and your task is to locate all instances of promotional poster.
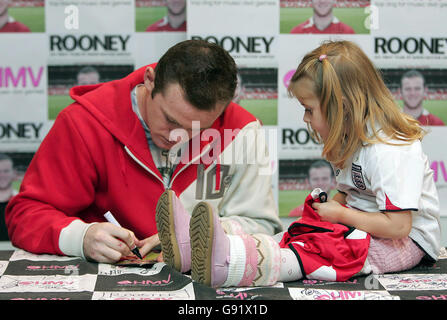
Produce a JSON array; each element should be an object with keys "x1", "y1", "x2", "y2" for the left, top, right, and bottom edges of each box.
[{"x1": 1, "y1": 0, "x2": 447, "y2": 223}]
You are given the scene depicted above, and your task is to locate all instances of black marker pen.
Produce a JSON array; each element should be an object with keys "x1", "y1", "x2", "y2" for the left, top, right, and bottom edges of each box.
[{"x1": 104, "y1": 211, "x2": 143, "y2": 259}]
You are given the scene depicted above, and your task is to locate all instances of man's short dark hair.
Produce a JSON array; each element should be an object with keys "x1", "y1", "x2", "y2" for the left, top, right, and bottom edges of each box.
[
  {"x1": 401, "y1": 69, "x2": 425, "y2": 87},
  {"x1": 152, "y1": 39, "x2": 238, "y2": 111}
]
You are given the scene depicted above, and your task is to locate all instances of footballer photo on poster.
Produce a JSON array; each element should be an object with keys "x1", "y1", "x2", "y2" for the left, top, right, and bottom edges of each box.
[
  {"x1": 135, "y1": 0, "x2": 186, "y2": 32},
  {"x1": 47, "y1": 64, "x2": 134, "y2": 120},
  {"x1": 236, "y1": 67, "x2": 278, "y2": 126},
  {"x1": 278, "y1": 158, "x2": 336, "y2": 219},
  {"x1": 280, "y1": 0, "x2": 371, "y2": 34},
  {"x1": 0, "y1": 0, "x2": 44, "y2": 33},
  {"x1": 0, "y1": 152, "x2": 35, "y2": 241},
  {"x1": 381, "y1": 68, "x2": 447, "y2": 127}
]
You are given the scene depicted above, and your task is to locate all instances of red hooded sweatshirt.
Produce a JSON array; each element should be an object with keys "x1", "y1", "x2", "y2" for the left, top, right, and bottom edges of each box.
[{"x1": 5, "y1": 64, "x2": 282, "y2": 258}]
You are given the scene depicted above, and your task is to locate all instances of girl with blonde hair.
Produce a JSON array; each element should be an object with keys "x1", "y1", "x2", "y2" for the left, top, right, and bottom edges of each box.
[
  {"x1": 158, "y1": 40, "x2": 441, "y2": 287},
  {"x1": 286, "y1": 40, "x2": 440, "y2": 276}
]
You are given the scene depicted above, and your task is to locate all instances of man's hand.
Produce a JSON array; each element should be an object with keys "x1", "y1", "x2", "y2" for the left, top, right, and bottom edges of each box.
[
  {"x1": 312, "y1": 199, "x2": 345, "y2": 224},
  {"x1": 83, "y1": 222, "x2": 139, "y2": 263}
]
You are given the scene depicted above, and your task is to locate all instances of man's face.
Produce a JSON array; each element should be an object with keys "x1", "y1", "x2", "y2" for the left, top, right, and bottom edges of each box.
[
  {"x1": 0, "y1": 0, "x2": 9, "y2": 16},
  {"x1": 0, "y1": 159, "x2": 14, "y2": 191},
  {"x1": 401, "y1": 76, "x2": 425, "y2": 110},
  {"x1": 312, "y1": 0, "x2": 335, "y2": 17},
  {"x1": 146, "y1": 83, "x2": 226, "y2": 150},
  {"x1": 308, "y1": 166, "x2": 333, "y2": 193},
  {"x1": 166, "y1": 0, "x2": 186, "y2": 15},
  {"x1": 77, "y1": 72, "x2": 100, "y2": 86}
]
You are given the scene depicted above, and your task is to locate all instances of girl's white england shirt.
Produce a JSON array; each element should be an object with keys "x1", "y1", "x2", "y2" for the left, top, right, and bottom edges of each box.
[{"x1": 333, "y1": 137, "x2": 441, "y2": 262}]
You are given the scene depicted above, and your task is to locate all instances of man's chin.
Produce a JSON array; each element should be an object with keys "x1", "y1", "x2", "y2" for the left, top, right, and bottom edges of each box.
[
  {"x1": 404, "y1": 102, "x2": 423, "y2": 110},
  {"x1": 168, "y1": 7, "x2": 186, "y2": 16},
  {"x1": 154, "y1": 142, "x2": 171, "y2": 151},
  {"x1": 314, "y1": 8, "x2": 333, "y2": 18},
  {"x1": 153, "y1": 137, "x2": 175, "y2": 150}
]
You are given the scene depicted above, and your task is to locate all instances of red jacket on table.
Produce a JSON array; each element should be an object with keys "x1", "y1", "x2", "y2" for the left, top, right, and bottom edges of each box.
[
  {"x1": 280, "y1": 192, "x2": 370, "y2": 282},
  {"x1": 5, "y1": 64, "x2": 282, "y2": 258}
]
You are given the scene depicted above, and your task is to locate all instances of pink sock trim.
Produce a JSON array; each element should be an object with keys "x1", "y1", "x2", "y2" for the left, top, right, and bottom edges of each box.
[{"x1": 237, "y1": 234, "x2": 258, "y2": 287}]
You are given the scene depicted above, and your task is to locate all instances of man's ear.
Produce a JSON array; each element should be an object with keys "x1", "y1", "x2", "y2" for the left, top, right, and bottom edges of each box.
[{"x1": 143, "y1": 66, "x2": 156, "y2": 93}]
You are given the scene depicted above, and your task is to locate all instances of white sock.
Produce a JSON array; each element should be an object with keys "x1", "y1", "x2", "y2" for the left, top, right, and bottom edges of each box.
[
  {"x1": 278, "y1": 248, "x2": 303, "y2": 282},
  {"x1": 222, "y1": 235, "x2": 246, "y2": 287}
]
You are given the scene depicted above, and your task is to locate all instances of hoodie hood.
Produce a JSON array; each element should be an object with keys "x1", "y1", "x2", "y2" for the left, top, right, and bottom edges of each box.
[
  {"x1": 68, "y1": 64, "x2": 157, "y2": 171},
  {"x1": 69, "y1": 64, "x2": 152, "y2": 147}
]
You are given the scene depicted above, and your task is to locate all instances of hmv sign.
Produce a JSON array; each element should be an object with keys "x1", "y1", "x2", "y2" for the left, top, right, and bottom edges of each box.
[{"x1": 0, "y1": 66, "x2": 44, "y2": 89}]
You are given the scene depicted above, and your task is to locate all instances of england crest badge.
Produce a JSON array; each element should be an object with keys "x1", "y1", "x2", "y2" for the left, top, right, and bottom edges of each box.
[{"x1": 351, "y1": 163, "x2": 366, "y2": 190}]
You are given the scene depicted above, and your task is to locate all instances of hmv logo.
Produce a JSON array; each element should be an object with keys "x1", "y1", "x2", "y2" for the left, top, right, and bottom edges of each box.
[
  {"x1": 0, "y1": 67, "x2": 44, "y2": 88},
  {"x1": 431, "y1": 161, "x2": 447, "y2": 183}
]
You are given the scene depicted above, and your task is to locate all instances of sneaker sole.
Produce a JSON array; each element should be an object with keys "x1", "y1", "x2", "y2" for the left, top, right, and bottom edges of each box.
[
  {"x1": 155, "y1": 190, "x2": 182, "y2": 271},
  {"x1": 190, "y1": 202, "x2": 214, "y2": 286}
]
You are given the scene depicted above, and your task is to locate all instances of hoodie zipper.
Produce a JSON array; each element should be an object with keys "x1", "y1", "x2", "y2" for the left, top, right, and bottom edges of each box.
[
  {"x1": 124, "y1": 146, "x2": 166, "y2": 187},
  {"x1": 124, "y1": 144, "x2": 212, "y2": 190},
  {"x1": 168, "y1": 144, "x2": 211, "y2": 189}
]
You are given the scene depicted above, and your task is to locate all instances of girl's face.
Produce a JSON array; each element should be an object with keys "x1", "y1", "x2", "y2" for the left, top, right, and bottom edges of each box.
[{"x1": 293, "y1": 77, "x2": 330, "y2": 142}]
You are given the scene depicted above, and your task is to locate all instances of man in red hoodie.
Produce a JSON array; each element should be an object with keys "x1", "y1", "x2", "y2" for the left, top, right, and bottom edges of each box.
[{"x1": 6, "y1": 40, "x2": 282, "y2": 263}]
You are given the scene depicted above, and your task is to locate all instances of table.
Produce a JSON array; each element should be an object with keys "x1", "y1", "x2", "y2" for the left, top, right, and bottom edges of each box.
[{"x1": 1, "y1": 249, "x2": 447, "y2": 301}]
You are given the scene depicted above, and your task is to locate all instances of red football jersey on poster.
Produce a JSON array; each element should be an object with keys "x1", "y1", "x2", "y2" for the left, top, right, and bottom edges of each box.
[
  {"x1": 0, "y1": 19, "x2": 31, "y2": 33},
  {"x1": 145, "y1": 16, "x2": 186, "y2": 32},
  {"x1": 290, "y1": 17, "x2": 355, "y2": 34},
  {"x1": 418, "y1": 113, "x2": 445, "y2": 126}
]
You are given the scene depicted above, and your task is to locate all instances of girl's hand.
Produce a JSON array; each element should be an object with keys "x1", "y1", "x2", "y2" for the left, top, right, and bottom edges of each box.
[
  {"x1": 311, "y1": 200, "x2": 345, "y2": 224},
  {"x1": 137, "y1": 233, "x2": 163, "y2": 262}
]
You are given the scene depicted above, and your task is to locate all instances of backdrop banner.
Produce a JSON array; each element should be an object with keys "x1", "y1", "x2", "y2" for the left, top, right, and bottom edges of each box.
[{"x1": 1, "y1": 0, "x2": 447, "y2": 218}]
